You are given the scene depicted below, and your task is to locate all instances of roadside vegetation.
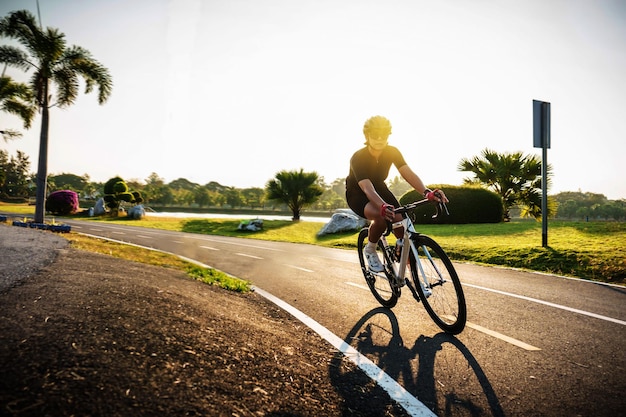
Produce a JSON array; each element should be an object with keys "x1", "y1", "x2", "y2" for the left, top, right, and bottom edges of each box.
[
  {"x1": 66, "y1": 233, "x2": 252, "y2": 293},
  {"x1": 102, "y1": 216, "x2": 626, "y2": 284}
]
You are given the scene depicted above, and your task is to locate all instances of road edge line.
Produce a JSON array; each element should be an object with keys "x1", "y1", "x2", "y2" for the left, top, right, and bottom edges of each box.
[{"x1": 253, "y1": 286, "x2": 436, "y2": 417}]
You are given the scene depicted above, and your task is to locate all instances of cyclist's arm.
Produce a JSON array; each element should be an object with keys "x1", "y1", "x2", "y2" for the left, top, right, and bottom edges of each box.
[
  {"x1": 398, "y1": 165, "x2": 429, "y2": 195},
  {"x1": 357, "y1": 179, "x2": 388, "y2": 208},
  {"x1": 398, "y1": 165, "x2": 449, "y2": 202}
]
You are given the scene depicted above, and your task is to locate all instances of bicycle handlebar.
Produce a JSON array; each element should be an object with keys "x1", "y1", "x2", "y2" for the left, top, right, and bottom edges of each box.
[
  {"x1": 384, "y1": 197, "x2": 449, "y2": 236},
  {"x1": 394, "y1": 198, "x2": 449, "y2": 217}
]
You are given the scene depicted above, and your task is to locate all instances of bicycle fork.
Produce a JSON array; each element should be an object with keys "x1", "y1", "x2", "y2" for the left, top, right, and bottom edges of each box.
[{"x1": 405, "y1": 234, "x2": 435, "y2": 301}]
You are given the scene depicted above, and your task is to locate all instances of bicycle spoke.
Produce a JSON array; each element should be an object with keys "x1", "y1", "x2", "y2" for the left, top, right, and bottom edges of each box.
[{"x1": 411, "y1": 236, "x2": 466, "y2": 334}]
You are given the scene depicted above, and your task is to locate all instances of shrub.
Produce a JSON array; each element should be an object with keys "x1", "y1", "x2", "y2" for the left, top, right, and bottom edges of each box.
[
  {"x1": 102, "y1": 176, "x2": 143, "y2": 216},
  {"x1": 399, "y1": 184, "x2": 503, "y2": 224},
  {"x1": 46, "y1": 190, "x2": 79, "y2": 215}
]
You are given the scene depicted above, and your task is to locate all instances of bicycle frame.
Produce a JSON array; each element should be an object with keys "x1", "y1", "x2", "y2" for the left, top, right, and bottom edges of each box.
[
  {"x1": 383, "y1": 215, "x2": 436, "y2": 295},
  {"x1": 380, "y1": 197, "x2": 450, "y2": 290}
]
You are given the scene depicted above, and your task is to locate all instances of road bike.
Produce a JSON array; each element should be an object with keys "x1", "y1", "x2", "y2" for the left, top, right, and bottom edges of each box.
[{"x1": 357, "y1": 198, "x2": 467, "y2": 334}]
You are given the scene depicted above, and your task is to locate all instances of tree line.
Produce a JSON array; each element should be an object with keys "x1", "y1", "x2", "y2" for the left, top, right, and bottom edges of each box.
[
  {"x1": 0, "y1": 150, "x2": 344, "y2": 215},
  {"x1": 2, "y1": 148, "x2": 625, "y2": 221}
]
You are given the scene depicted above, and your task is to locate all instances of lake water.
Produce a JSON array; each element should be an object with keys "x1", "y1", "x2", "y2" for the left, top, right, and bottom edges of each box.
[{"x1": 146, "y1": 211, "x2": 331, "y2": 223}]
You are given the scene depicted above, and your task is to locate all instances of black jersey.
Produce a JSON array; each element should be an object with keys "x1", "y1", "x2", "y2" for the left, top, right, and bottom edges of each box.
[{"x1": 346, "y1": 145, "x2": 407, "y2": 193}]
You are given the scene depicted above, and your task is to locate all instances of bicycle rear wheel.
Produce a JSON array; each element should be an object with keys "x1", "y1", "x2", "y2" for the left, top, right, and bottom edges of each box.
[
  {"x1": 410, "y1": 235, "x2": 466, "y2": 334},
  {"x1": 357, "y1": 228, "x2": 398, "y2": 308}
]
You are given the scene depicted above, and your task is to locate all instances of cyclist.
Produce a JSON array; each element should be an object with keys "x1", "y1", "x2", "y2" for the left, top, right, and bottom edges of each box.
[{"x1": 346, "y1": 115, "x2": 448, "y2": 272}]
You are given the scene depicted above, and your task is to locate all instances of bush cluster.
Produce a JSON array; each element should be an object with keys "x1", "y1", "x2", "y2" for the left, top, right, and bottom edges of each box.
[
  {"x1": 46, "y1": 190, "x2": 79, "y2": 215},
  {"x1": 399, "y1": 185, "x2": 503, "y2": 224}
]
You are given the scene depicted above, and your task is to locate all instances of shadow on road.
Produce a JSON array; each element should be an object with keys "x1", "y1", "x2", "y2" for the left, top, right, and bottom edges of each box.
[{"x1": 329, "y1": 307, "x2": 505, "y2": 417}]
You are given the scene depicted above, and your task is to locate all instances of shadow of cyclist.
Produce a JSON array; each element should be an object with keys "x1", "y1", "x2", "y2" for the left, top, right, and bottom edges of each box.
[{"x1": 329, "y1": 307, "x2": 505, "y2": 417}]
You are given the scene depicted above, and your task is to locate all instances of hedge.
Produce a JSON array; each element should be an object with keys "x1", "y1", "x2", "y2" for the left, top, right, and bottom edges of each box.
[{"x1": 399, "y1": 184, "x2": 503, "y2": 224}]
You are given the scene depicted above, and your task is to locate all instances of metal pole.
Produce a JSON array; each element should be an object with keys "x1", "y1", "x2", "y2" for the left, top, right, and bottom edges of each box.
[
  {"x1": 542, "y1": 145, "x2": 548, "y2": 247},
  {"x1": 541, "y1": 102, "x2": 549, "y2": 247}
]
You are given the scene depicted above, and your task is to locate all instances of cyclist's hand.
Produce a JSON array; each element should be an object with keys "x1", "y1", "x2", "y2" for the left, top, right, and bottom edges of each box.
[
  {"x1": 426, "y1": 189, "x2": 449, "y2": 203},
  {"x1": 380, "y1": 203, "x2": 395, "y2": 221}
]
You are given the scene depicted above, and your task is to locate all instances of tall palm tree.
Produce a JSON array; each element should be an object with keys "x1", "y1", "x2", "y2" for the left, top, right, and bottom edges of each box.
[
  {"x1": 458, "y1": 148, "x2": 551, "y2": 220},
  {"x1": 266, "y1": 169, "x2": 324, "y2": 220},
  {"x1": 0, "y1": 10, "x2": 112, "y2": 223},
  {"x1": 0, "y1": 75, "x2": 35, "y2": 141}
]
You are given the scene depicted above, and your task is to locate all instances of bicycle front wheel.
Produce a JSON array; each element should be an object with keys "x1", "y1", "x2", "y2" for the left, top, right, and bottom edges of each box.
[
  {"x1": 357, "y1": 228, "x2": 398, "y2": 308},
  {"x1": 410, "y1": 235, "x2": 466, "y2": 334}
]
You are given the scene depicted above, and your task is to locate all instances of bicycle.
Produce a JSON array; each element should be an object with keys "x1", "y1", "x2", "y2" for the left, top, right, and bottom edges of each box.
[{"x1": 357, "y1": 197, "x2": 467, "y2": 334}]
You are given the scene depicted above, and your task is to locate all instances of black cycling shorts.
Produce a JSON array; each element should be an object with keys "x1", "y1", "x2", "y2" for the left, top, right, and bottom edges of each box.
[{"x1": 346, "y1": 185, "x2": 399, "y2": 219}]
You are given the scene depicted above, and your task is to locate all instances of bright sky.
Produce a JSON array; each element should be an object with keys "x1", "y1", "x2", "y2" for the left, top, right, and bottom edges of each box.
[{"x1": 1, "y1": 0, "x2": 625, "y2": 199}]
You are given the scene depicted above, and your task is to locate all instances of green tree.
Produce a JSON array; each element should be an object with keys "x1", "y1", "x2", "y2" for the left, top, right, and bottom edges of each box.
[
  {"x1": 314, "y1": 187, "x2": 345, "y2": 211},
  {"x1": 266, "y1": 169, "x2": 323, "y2": 220},
  {"x1": 168, "y1": 177, "x2": 198, "y2": 191},
  {"x1": 49, "y1": 173, "x2": 88, "y2": 193},
  {"x1": 387, "y1": 175, "x2": 411, "y2": 196},
  {"x1": 329, "y1": 177, "x2": 346, "y2": 197},
  {"x1": 223, "y1": 187, "x2": 243, "y2": 208},
  {"x1": 242, "y1": 187, "x2": 266, "y2": 209},
  {"x1": 143, "y1": 172, "x2": 165, "y2": 204},
  {"x1": 0, "y1": 149, "x2": 31, "y2": 197},
  {"x1": 0, "y1": 75, "x2": 35, "y2": 140},
  {"x1": 0, "y1": 10, "x2": 112, "y2": 223},
  {"x1": 458, "y1": 148, "x2": 552, "y2": 221},
  {"x1": 193, "y1": 186, "x2": 213, "y2": 207}
]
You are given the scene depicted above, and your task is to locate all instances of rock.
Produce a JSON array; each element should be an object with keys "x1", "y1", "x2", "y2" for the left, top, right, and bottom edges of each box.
[
  {"x1": 93, "y1": 198, "x2": 106, "y2": 215},
  {"x1": 238, "y1": 218, "x2": 264, "y2": 232},
  {"x1": 317, "y1": 210, "x2": 368, "y2": 236},
  {"x1": 128, "y1": 204, "x2": 146, "y2": 220}
]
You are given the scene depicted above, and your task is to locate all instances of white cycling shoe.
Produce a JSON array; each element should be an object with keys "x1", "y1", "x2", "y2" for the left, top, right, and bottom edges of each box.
[{"x1": 365, "y1": 250, "x2": 385, "y2": 273}]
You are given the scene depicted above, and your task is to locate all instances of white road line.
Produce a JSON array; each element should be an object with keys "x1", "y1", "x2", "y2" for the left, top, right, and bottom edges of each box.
[
  {"x1": 347, "y1": 282, "x2": 541, "y2": 351},
  {"x1": 191, "y1": 237, "x2": 284, "y2": 252},
  {"x1": 254, "y1": 287, "x2": 436, "y2": 417},
  {"x1": 346, "y1": 281, "x2": 370, "y2": 291},
  {"x1": 112, "y1": 231, "x2": 125, "y2": 235},
  {"x1": 137, "y1": 235, "x2": 152, "y2": 239},
  {"x1": 286, "y1": 265, "x2": 314, "y2": 273},
  {"x1": 200, "y1": 245, "x2": 219, "y2": 251},
  {"x1": 172, "y1": 240, "x2": 184, "y2": 244},
  {"x1": 465, "y1": 283, "x2": 626, "y2": 326},
  {"x1": 236, "y1": 253, "x2": 263, "y2": 260},
  {"x1": 465, "y1": 322, "x2": 541, "y2": 351}
]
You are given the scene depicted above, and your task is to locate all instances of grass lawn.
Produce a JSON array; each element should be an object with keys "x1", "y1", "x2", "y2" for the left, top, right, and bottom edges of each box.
[{"x1": 2, "y1": 203, "x2": 624, "y2": 284}]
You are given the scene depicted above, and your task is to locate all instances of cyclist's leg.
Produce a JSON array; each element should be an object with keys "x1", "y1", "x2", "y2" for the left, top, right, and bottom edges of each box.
[
  {"x1": 363, "y1": 201, "x2": 386, "y2": 243},
  {"x1": 357, "y1": 228, "x2": 398, "y2": 308},
  {"x1": 364, "y1": 186, "x2": 401, "y2": 242}
]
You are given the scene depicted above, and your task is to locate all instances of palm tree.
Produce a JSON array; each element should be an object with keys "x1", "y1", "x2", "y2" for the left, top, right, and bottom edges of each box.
[
  {"x1": 266, "y1": 169, "x2": 324, "y2": 220},
  {"x1": 0, "y1": 10, "x2": 112, "y2": 223},
  {"x1": 0, "y1": 75, "x2": 35, "y2": 141},
  {"x1": 458, "y1": 148, "x2": 551, "y2": 220}
]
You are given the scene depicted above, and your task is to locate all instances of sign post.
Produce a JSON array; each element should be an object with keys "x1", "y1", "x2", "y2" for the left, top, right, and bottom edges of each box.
[{"x1": 533, "y1": 100, "x2": 550, "y2": 247}]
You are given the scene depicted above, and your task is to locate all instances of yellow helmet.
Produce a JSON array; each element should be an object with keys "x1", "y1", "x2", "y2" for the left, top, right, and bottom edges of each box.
[{"x1": 363, "y1": 115, "x2": 392, "y2": 138}]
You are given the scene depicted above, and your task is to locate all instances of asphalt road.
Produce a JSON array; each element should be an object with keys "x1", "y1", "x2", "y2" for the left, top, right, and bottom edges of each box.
[{"x1": 65, "y1": 219, "x2": 626, "y2": 416}]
